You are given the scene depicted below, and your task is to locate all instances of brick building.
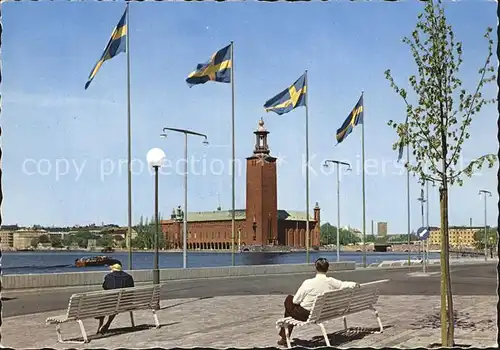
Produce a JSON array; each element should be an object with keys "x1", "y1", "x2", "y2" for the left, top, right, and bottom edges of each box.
[{"x1": 161, "y1": 119, "x2": 321, "y2": 250}]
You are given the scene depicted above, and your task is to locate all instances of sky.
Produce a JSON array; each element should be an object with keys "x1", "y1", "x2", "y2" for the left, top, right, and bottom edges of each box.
[{"x1": 2, "y1": 0, "x2": 498, "y2": 234}]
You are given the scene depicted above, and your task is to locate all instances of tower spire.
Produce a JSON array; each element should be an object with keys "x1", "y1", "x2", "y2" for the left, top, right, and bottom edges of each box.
[{"x1": 253, "y1": 118, "x2": 270, "y2": 155}]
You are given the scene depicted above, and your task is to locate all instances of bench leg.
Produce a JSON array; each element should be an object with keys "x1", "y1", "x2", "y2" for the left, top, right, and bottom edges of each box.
[
  {"x1": 129, "y1": 311, "x2": 135, "y2": 327},
  {"x1": 152, "y1": 309, "x2": 160, "y2": 329},
  {"x1": 318, "y1": 323, "x2": 331, "y2": 347},
  {"x1": 372, "y1": 308, "x2": 383, "y2": 333},
  {"x1": 78, "y1": 320, "x2": 89, "y2": 343},
  {"x1": 54, "y1": 323, "x2": 86, "y2": 344},
  {"x1": 284, "y1": 325, "x2": 292, "y2": 349},
  {"x1": 342, "y1": 316, "x2": 348, "y2": 330}
]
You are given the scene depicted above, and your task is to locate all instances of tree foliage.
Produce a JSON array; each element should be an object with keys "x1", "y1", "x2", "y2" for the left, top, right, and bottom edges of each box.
[
  {"x1": 386, "y1": 1, "x2": 496, "y2": 186},
  {"x1": 132, "y1": 215, "x2": 166, "y2": 250},
  {"x1": 50, "y1": 236, "x2": 63, "y2": 248},
  {"x1": 473, "y1": 227, "x2": 497, "y2": 250},
  {"x1": 320, "y1": 223, "x2": 362, "y2": 245},
  {"x1": 38, "y1": 234, "x2": 50, "y2": 244}
]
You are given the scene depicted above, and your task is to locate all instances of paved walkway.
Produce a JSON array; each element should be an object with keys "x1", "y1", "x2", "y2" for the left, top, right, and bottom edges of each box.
[{"x1": 1, "y1": 294, "x2": 496, "y2": 348}]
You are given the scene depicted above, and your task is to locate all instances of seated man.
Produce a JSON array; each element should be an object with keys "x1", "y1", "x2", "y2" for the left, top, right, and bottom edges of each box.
[
  {"x1": 96, "y1": 263, "x2": 135, "y2": 334},
  {"x1": 277, "y1": 257, "x2": 359, "y2": 346}
]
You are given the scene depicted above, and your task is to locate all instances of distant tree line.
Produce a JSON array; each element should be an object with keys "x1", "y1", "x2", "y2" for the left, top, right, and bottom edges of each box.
[
  {"x1": 131, "y1": 215, "x2": 166, "y2": 250},
  {"x1": 30, "y1": 231, "x2": 122, "y2": 249}
]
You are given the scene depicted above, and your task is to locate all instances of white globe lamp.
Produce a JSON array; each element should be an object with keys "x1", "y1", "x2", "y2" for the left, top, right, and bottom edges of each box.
[{"x1": 147, "y1": 148, "x2": 166, "y2": 168}]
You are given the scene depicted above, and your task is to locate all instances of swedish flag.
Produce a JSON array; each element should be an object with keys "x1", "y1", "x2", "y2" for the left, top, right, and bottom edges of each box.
[
  {"x1": 85, "y1": 7, "x2": 127, "y2": 90},
  {"x1": 186, "y1": 44, "x2": 232, "y2": 87},
  {"x1": 336, "y1": 94, "x2": 364, "y2": 144},
  {"x1": 263, "y1": 73, "x2": 307, "y2": 115}
]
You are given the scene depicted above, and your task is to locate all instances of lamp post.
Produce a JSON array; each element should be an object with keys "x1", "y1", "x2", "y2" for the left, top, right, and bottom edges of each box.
[
  {"x1": 146, "y1": 147, "x2": 166, "y2": 287},
  {"x1": 417, "y1": 187, "x2": 426, "y2": 272},
  {"x1": 478, "y1": 189, "x2": 492, "y2": 261},
  {"x1": 423, "y1": 178, "x2": 436, "y2": 270},
  {"x1": 322, "y1": 160, "x2": 351, "y2": 263},
  {"x1": 161, "y1": 127, "x2": 208, "y2": 269}
]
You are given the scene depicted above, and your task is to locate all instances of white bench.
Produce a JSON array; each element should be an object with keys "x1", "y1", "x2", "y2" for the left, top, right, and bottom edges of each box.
[
  {"x1": 276, "y1": 279, "x2": 389, "y2": 348},
  {"x1": 46, "y1": 284, "x2": 161, "y2": 344}
]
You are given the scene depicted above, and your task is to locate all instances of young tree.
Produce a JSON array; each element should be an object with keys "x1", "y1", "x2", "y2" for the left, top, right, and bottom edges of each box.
[
  {"x1": 385, "y1": 0, "x2": 496, "y2": 346},
  {"x1": 38, "y1": 234, "x2": 50, "y2": 244},
  {"x1": 320, "y1": 223, "x2": 337, "y2": 245},
  {"x1": 51, "y1": 236, "x2": 63, "y2": 248}
]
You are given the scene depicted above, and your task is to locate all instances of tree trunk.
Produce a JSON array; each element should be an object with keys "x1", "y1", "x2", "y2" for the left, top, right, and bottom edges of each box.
[
  {"x1": 439, "y1": 186, "x2": 455, "y2": 346},
  {"x1": 439, "y1": 184, "x2": 449, "y2": 347},
  {"x1": 442, "y1": 187, "x2": 455, "y2": 345}
]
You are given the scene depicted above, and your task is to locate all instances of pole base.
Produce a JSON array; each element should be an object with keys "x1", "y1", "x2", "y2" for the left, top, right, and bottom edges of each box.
[{"x1": 153, "y1": 269, "x2": 160, "y2": 285}]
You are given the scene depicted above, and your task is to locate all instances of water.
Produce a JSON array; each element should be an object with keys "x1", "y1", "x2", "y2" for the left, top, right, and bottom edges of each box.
[{"x1": 0, "y1": 250, "x2": 441, "y2": 275}]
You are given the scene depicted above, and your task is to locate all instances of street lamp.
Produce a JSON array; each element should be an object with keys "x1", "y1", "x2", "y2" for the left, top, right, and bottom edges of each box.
[
  {"x1": 417, "y1": 187, "x2": 426, "y2": 272},
  {"x1": 478, "y1": 189, "x2": 492, "y2": 261},
  {"x1": 322, "y1": 160, "x2": 351, "y2": 263},
  {"x1": 161, "y1": 127, "x2": 208, "y2": 269},
  {"x1": 425, "y1": 179, "x2": 435, "y2": 267},
  {"x1": 146, "y1": 147, "x2": 166, "y2": 287}
]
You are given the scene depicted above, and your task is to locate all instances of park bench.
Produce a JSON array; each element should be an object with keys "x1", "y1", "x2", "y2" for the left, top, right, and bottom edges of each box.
[
  {"x1": 46, "y1": 284, "x2": 161, "y2": 344},
  {"x1": 275, "y1": 279, "x2": 389, "y2": 348}
]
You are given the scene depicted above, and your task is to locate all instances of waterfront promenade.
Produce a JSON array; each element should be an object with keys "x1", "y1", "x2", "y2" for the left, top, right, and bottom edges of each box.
[{"x1": 1, "y1": 261, "x2": 497, "y2": 348}]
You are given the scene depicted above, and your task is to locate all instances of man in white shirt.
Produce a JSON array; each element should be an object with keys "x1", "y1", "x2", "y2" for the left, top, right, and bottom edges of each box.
[{"x1": 277, "y1": 258, "x2": 359, "y2": 346}]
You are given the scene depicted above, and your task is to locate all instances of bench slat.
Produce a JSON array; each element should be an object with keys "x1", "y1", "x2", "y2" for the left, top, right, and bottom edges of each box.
[
  {"x1": 307, "y1": 288, "x2": 353, "y2": 323},
  {"x1": 53, "y1": 285, "x2": 161, "y2": 322}
]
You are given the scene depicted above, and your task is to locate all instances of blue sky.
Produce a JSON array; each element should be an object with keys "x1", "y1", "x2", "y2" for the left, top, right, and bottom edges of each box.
[{"x1": 2, "y1": 1, "x2": 497, "y2": 234}]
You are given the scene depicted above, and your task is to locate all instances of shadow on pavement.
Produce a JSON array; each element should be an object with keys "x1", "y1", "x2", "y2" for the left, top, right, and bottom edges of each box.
[
  {"x1": 66, "y1": 322, "x2": 179, "y2": 343},
  {"x1": 292, "y1": 325, "x2": 394, "y2": 348},
  {"x1": 0, "y1": 297, "x2": 17, "y2": 301},
  {"x1": 160, "y1": 296, "x2": 213, "y2": 311}
]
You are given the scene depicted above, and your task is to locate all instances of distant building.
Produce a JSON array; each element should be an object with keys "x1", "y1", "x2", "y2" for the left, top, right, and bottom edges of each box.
[
  {"x1": 429, "y1": 226, "x2": 483, "y2": 248},
  {"x1": 161, "y1": 119, "x2": 321, "y2": 250},
  {"x1": 12, "y1": 229, "x2": 46, "y2": 250},
  {"x1": 377, "y1": 222, "x2": 388, "y2": 237}
]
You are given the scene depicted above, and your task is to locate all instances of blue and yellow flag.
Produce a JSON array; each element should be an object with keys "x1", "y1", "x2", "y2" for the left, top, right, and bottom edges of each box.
[
  {"x1": 186, "y1": 44, "x2": 232, "y2": 87},
  {"x1": 263, "y1": 73, "x2": 307, "y2": 115},
  {"x1": 85, "y1": 7, "x2": 127, "y2": 90},
  {"x1": 336, "y1": 94, "x2": 364, "y2": 144}
]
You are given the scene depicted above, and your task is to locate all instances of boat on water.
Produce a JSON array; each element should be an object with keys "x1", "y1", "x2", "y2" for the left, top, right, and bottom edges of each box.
[{"x1": 74, "y1": 255, "x2": 121, "y2": 268}]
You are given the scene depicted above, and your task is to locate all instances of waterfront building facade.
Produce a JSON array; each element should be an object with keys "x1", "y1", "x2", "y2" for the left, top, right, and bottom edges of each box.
[
  {"x1": 429, "y1": 226, "x2": 483, "y2": 248},
  {"x1": 161, "y1": 119, "x2": 321, "y2": 250}
]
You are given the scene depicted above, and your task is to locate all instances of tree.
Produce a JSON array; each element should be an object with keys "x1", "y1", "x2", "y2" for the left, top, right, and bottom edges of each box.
[
  {"x1": 133, "y1": 215, "x2": 166, "y2": 250},
  {"x1": 365, "y1": 234, "x2": 376, "y2": 243},
  {"x1": 320, "y1": 223, "x2": 361, "y2": 246},
  {"x1": 62, "y1": 234, "x2": 74, "y2": 247},
  {"x1": 71, "y1": 231, "x2": 97, "y2": 248},
  {"x1": 30, "y1": 237, "x2": 38, "y2": 248},
  {"x1": 320, "y1": 223, "x2": 337, "y2": 245},
  {"x1": 384, "y1": 0, "x2": 496, "y2": 346},
  {"x1": 51, "y1": 236, "x2": 63, "y2": 248},
  {"x1": 38, "y1": 234, "x2": 50, "y2": 244},
  {"x1": 97, "y1": 234, "x2": 114, "y2": 248},
  {"x1": 473, "y1": 227, "x2": 497, "y2": 251}
]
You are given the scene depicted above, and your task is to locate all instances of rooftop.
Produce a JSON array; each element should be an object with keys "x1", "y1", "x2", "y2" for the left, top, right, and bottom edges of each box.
[{"x1": 161, "y1": 209, "x2": 316, "y2": 223}]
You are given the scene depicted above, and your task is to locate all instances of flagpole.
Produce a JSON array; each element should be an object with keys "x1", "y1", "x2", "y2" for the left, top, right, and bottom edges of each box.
[
  {"x1": 361, "y1": 91, "x2": 366, "y2": 268},
  {"x1": 126, "y1": 1, "x2": 133, "y2": 270},
  {"x1": 231, "y1": 41, "x2": 236, "y2": 266},
  {"x1": 406, "y1": 128, "x2": 411, "y2": 267},
  {"x1": 305, "y1": 70, "x2": 310, "y2": 263}
]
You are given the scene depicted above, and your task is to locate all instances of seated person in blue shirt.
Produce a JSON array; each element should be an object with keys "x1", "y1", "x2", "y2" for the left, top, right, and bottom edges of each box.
[{"x1": 96, "y1": 263, "x2": 135, "y2": 334}]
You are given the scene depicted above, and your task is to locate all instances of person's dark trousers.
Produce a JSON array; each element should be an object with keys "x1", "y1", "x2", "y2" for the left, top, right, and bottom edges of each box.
[
  {"x1": 96, "y1": 315, "x2": 117, "y2": 334},
  {"x1": 278, "y1": 295, "x2": 310, "y2": 341}
]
